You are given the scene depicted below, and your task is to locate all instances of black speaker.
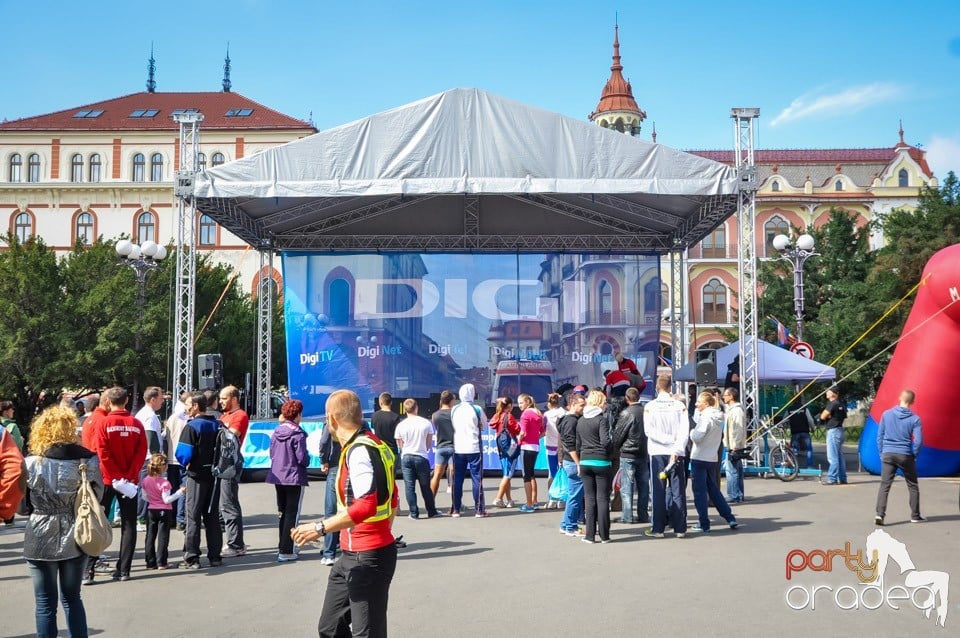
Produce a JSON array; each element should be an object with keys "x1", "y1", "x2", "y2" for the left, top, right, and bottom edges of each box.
[
  {"x1": 198, "y1": 353, "x2": 223, "y2": 391},
  {"x1": 694, "y1": 349, "x2": 718, "y2": 385}
]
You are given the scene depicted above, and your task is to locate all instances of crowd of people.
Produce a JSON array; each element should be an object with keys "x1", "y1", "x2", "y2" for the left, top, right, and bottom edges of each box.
[{"x1": 0, "y1": 359, "x2": 932, "y2": 637}]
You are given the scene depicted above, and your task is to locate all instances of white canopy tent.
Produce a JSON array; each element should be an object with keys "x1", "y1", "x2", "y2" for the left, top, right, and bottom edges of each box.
[
  {"x1": 674, "y1": 340, "x2": 837, "y2": 384},
  {"x1": 193, "y1": 88, "x2": 740, "y2": 252}
]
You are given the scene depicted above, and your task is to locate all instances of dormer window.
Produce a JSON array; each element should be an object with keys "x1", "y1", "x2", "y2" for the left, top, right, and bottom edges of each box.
[
  {"x1": 771, "y1": 180, "x2": 780, "y2": 192},
  {"x1": 898, "y1": 168, "x2": 909, "y2": 187},
  {"x1": 835, "y1": 180, "x2": 843, "y2": 191}
]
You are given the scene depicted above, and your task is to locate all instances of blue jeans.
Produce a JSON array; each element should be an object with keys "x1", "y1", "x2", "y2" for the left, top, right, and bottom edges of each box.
[
  {"x1": 826, "y1": 428, "x2": 847, "y2": 483},
  {"x1": 560, "y1": 460, "x2": 584, "y2": 532},
  {"x1": 791, "y1": 433, "x2": 814, "y2": 468},
  {"x1": 650, "y1": 455, "x2": 686, "y2": 534},
  {"x1": 27, "y1": 555, "x2": 88, "y2": 638},
  {"x1": 724, "y1": 454, "x2": 744, "y2": 501},
  {"x1": 400, "y1": 454, "x2": 437, "y2": 518},
  {"x1": 452, "y1": 453, "x2": 485, "y2": 514},
  {"x1": 691, "y1": 459, "x2": 736, "y2": 531},
  {"x1": 618, "y1": 457, "x2": 649, "y2": 522},
  {"x1": 323, "y1": 465, "x2": 340, "y2": 559}
]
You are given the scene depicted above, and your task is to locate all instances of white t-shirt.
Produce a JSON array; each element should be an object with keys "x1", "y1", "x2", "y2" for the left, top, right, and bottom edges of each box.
[
  {"x1": 543, "y1": 407, "x2": 564, "y2": 449},
  {"x1": 135, "y1": 404, "x2": 162, "y2": 461},
  {"x1": 451, "y1": 403, "x2": 481, "y2": 454},
  {"x1": 394, "y1": 415, "x2": 433, "y2": 458}
]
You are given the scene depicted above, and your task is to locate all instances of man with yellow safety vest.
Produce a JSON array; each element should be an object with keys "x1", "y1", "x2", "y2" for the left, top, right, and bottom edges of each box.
[{"x1": 292, "y1": 389, "x2": 399, "y2": 638}]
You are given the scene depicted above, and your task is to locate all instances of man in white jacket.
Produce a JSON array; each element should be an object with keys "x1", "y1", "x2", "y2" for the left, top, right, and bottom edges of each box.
[
  {"x1": 643, "y1": 375, "x2": 689, "y2": 538},
  {"x1": 722, "y1": 388, "x2": 747, "y2": 503}
]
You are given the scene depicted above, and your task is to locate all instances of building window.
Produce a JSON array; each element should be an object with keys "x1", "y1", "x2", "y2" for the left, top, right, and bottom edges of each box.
[
  {"x1": 75, "y1": 212, "x2": 95, "y2": 246},
  {"x1": 26, "y1": 153, "x2": 40, "y2": 182},
  {"x1": 132, "y1": 153, "x2": 145, "y2": 182},
  {"x1": 898, "y1": 168, "x2": 908, "y2": 187},
  {"x1": 89, "y1": 154, "x2": 101, "y2": 182},
  {"x1": 71, "y1": 153, "x2": 84, "y2": 182},
  {"x1": 702, "y1": 278, "x2": 727, "y2": 324},
  {"x1": 198, "y1": 214, "x2": 217, "y2": 245},
  {"x1": 136, "y1": 211, "x2": 156, "y2": 243},
  {"x1": 13, "y1": 212, "x2": 33, "y2": 243},
  {"x1": 659, "y1": 342, "x2": 674, "y2": 365},
  {"x1": 211, "y1": 152, "x2": 225, "y2": 167},
  {"x1": 771, "y1": 180, "x2": 780, "y2": 192},
  {"x1": 197, "y1": 152, "x2": 207, "y2": 171},
  {"x1": 644, "y1": 278, "x2": 662, "y2": 315},
  {"x1": 150, "y1": 153, "x2": 163, "y2": 182},
  {"x1": 661, "y1": 282, "x2": 670, "y2": 312},
  {"x1": 9, "y1": 153, "x2": 22, "y2": 182},
  {"x1": 599, "y1": 279, "x2": 612, "y2": 323},
  {"x1": 328, "y1": 278, "x2": 350, "y2": 326},
  {"x1": 702, "y1": 225, "x2": 726, "y2": 258},
  {"x1": 835, "y1": 180, "x2": 843, "y2": 191},
  {"x1": 764, "y1": 215, "x2": 789, "y2": 256}
]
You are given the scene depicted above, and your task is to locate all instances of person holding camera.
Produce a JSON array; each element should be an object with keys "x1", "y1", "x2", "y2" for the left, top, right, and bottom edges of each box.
[{"x1": 722, "y1": 387, "x2": 746, "y2": 503}]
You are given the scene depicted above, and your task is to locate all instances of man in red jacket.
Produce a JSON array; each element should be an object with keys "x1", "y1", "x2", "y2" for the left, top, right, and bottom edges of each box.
[{"x1": 88, "y1": 386, "x2": 146, "y2": 583}]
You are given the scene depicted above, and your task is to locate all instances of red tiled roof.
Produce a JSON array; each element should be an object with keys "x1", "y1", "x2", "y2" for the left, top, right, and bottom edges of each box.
[
  {"x1": 690, "y1": 147, "x2": 933, "y2": 178},
  {"x1": 589, "y1": 26, "x2": 645, "y2": 121},
  {"x1": 0, "y1": 92, "x2": 315, "y2": 132}
]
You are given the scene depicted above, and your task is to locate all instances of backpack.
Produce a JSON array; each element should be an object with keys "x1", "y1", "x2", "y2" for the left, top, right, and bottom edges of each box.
[
  {"x1": 212, "y1": 425, "x2": 244, "y2": 480},
  {"x1": 495, "y1": 415, "x2": 520, "y2": 461}
]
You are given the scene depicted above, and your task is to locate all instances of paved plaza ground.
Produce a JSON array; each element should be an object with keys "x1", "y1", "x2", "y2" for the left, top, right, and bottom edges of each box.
[{"x1": 2, "y1": 446, "x2": 958, "y2": 637}]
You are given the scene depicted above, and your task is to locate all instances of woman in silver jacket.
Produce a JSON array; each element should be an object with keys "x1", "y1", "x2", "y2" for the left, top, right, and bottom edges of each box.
[{"x1": 24, "y1": 406, "x2": 103, "y2": 638}]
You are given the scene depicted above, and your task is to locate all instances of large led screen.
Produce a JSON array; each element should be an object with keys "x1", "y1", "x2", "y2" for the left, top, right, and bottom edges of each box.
[{"x1": 282, "y1": 252, "x2": 663, "y2": 417}]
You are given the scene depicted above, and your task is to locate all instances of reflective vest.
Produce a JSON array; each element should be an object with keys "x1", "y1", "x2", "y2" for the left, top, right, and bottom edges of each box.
[{"x1": 337, "y1": 432, "x2": 396, "y2": 523}]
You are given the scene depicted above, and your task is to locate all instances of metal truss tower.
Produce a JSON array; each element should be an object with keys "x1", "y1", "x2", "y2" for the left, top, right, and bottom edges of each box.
[
  {"x1": 669, "y1": 247, "x2": 686, "y2": 380},
  {"x1": 172, "y1": 112, "x2": 203, "y2": 401},
  {"x1": 732, "y1": 108, "x2": 760, "y2": 428},
  {"x1": 255, "y1": 248, "x2": 274, "y2": 418}
]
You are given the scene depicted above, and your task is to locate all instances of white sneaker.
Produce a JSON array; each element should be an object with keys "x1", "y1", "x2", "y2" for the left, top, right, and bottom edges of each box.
[
  {"x1": 277, "y1": 553, "x2": 299, "y2": 562},
  {"x1": 445, "y1": 487, "x2": 452, "y2": 494},
  {"x1": 320, "y1": 557, "x2": 336, "y2": 566},
  {"x1": 505, "y1": 500, "x2": 515, "y2": 508},
  {"x1": 492, "y1": 499, "x2": 506, "y2": 508}
]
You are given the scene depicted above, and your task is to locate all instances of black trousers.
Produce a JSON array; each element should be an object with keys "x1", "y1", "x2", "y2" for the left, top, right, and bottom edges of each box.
[
  {"x1": 85, "y1": 485, "x2": 137, "y2": 577},
  {"x1": 184, "y1": 477, "x2": 222, "y2": 565},
  {"x1": 876, "y1": 452, "x2": 921, "y2": 519},
  {"x1": 581, "y1": 464, "x2": 612, "y2": 542},
  {"x1": 318, "y1": 543, "x2": 398, "y2": 638},
  {"x1": 144, "y1": 508, "x2": 172, "y2": 567},
  {"x1": 274, "y1": 484, "x2": 303, "y2": 555}
]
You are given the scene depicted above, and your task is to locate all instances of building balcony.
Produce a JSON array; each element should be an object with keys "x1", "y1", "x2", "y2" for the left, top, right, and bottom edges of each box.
[{"x1": 700, "y1": 309, "x2": 730, "y2": 325}]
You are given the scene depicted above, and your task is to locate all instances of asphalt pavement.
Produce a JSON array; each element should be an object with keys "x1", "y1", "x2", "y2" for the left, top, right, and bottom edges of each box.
[{"x1": 1, "y1": 446, "x2": 958, "y2": 637}]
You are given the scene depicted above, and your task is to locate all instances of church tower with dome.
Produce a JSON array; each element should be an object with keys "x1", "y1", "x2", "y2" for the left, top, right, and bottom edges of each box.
[{"x1": 588, "y1": 25, "x2": 647, "y2": 136}]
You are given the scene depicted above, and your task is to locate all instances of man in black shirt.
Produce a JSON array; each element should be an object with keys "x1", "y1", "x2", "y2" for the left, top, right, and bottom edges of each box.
[
  {"x1": 820, "y1": 387, "x2": 848, "y2": 485},
  {"x1": 430, "y1": 390, "x2": 455, "y2": 496},
  {"x1": 371, "y1": 393, "x2": 402, "y2": 476},
  {"x1": 787, "y1": 397, "x2": 814, "y2": 468}
]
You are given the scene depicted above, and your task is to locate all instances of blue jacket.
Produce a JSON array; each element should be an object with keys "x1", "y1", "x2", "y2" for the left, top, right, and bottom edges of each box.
[
  {"x1": 877, "y1": 406, "x2": 922, "y2": 456},
  {"x1": 176, "y1": 414, "x2": 221, "y2": 479}
]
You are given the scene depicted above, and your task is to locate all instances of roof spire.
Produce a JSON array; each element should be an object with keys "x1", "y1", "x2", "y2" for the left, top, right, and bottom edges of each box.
[
  {"x1": 588, "y1": 23, "x2": 646, "y2": 130},
  {"x1": 652, "y1": 121, "x2": 657, "y2": 143},
  {"x1": 612, "y1": 20, "x2": 622, "y2": 72},
  {"x1": 898, "y1": 118, "x2": 904, "y2": 145},
  {"x1": 222, "y1": 43, "x2": 232, "y2": 92},
  {"x1": 146, "y1": 43, "x2": 157, "y2": 93}
]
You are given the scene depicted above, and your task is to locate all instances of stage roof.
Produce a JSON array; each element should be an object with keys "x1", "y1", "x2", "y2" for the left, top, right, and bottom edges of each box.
[{"x1": 194, "y1": 88, "x2": 740, "y2": 252}]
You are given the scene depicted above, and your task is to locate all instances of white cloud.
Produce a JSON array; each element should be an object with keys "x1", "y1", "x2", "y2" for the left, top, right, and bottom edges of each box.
[
  {"x1": 926, "y1": 134, "x2": 960, "y2": 178},
  {"x1": 770, "y1": 83, "x2": 904, "y2": 127}
]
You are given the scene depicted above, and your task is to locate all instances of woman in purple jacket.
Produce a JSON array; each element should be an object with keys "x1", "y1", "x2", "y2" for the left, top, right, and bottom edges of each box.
[{"x1": 267, "y1": 400, "x2": 309, "y2": 562}]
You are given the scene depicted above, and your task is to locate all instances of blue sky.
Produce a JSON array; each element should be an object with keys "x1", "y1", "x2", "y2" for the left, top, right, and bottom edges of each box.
[{"x1": 3, "y1": 0, "x2": 959, "y2": 176}]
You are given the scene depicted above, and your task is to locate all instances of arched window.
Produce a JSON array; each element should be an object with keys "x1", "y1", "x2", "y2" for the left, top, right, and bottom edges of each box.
[
  {"x1": 198, "y1": 214, "x2": 217, "y2": 245},
  {"x1": 89, "y1": 154, "x2": 101, "y2": 182},
  {"x1": 614, "y1": 118, "x2": 625, "y2": 133},
  {"x1": 764, "y1": 215, "x2": 789, "y2": 256},
  {"x1": 599, "y1": 341, "x2": 614, "y2": 356},
  {"x1": 9, "y1": 153, "x2": 22, "y2": 182},
  {"x1": 132, "y1": 153, "x2": 145, "y2": 182},
  {"x1": 599, "y1": 279, "x2": 612, "y2": 323},
  {"x1": 328, "y1": 278, "x2": 351, "y2": 326},
  {"x1": 150, "y1": 153, "x2": 163, "y2": 182},
  {"x1": 771, "y1": 180, "x2": 780, "y2": 192},
  {"x1": 835, "y1": 179, "x2": 843, "y2": 191},
  {"x1": 702, "y1": 278, "x2": 727, "y2": 324},
  {"x1": 644, "y1": 277, "x2": 662, "y2": 315},
  {"x1": 13, "y1": 212, "x2": 33, "y2": 243},
  {"x1": 702, "y1": 225, "x2": 726, "y2": 258},
  {"x1": 211, "y1": 152, "x2": 225, "y2": 167},
  {"x1": 661, "y1": 282, "x2": 670, "y2": 312},
  {"x1": 136, "y1": 211, "x2": 156, "y2": 243},
  {"x1": 75, "y1": 212, "x2": 95, "y2": 246},
  {"x1": 27, "y1": 154, "x2": 40, "y2": 182},
  {"x1": 659, "y1": 342, "x2": 674, "y2": 364},
  {"x1": 71, "y1": 153, "x2": 84, "y2": 182},
  {"x1": 898, "y1": 168, "x2": 908, "y2": 187},
  {"x1": 197, "y1": 152, "x2": 207, "y2": 171},
  {"x1": 599, "y1": 120, "x2": 609, "y2": 129}
]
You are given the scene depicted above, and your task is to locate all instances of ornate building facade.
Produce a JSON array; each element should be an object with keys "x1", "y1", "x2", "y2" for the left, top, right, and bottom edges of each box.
[{"x1": 588, "y1": 27, "x2": 939, "y2": 364}]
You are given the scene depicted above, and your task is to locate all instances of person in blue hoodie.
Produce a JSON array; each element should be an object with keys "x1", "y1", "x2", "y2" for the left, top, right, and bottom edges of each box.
[{"x1": 875, "y1": 389, "x2": 924, "y2": 526}]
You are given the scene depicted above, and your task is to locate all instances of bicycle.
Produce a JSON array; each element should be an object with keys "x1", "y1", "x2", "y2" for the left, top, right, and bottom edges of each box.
[{"x1": 764, "y1": 418, "x2": 799, "y2": 482}]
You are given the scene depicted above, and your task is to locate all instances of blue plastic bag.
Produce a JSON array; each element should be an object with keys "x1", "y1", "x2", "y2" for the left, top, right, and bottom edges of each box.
[{"x1": 548, "y1": 464, "x2": 569, "y2": 501}]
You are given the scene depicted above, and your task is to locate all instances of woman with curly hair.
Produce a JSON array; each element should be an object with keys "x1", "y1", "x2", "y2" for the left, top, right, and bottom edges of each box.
[
  {"x1": 24, "y1": 406, "x2": 103, "y2": 638},
  {"x1": 267, "y1": 400, "x2": 309, "y2": 562}
]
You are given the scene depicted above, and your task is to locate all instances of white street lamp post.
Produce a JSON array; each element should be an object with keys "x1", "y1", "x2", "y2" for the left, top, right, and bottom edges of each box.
[{"x1": 772, "y1": 233, "x2": 818, "y2": 342}]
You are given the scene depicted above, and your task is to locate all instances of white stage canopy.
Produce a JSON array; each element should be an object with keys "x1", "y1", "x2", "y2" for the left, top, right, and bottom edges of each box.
[
  {"x1": 193, "y1": 88, "x2": 740, "y2": 252},
  {"x1": 675, "y1": 340, "x2": 837, "y2": 385}
]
